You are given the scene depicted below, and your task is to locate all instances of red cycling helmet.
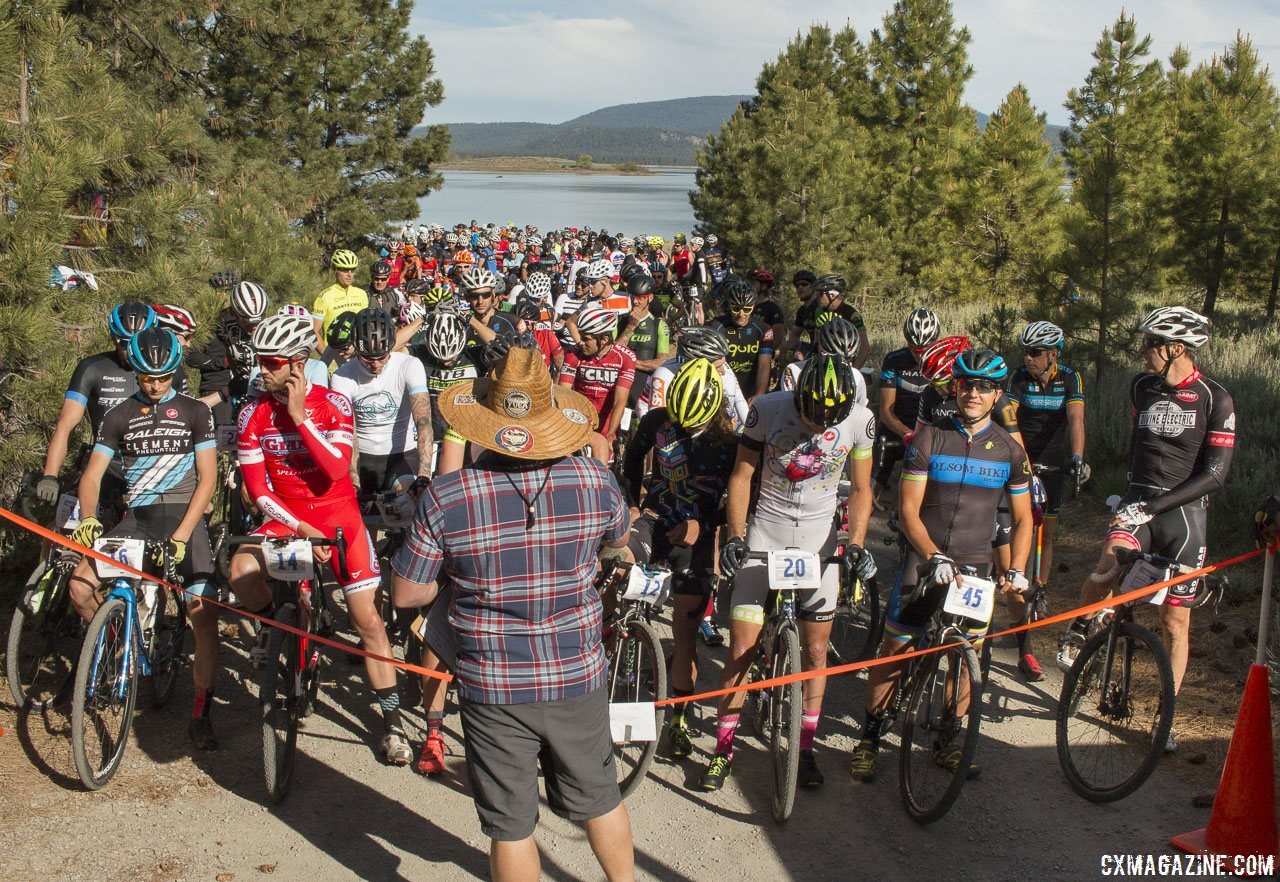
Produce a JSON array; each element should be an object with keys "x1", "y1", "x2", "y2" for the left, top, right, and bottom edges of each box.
[
  {"x1": 152, "y1": 304, "x2": 197, "y2": 335},
  {"x1": 920, "y1": 335, "x2": 971, "y2": 383},
  {"x1": 750, "y1": 268, "x2": 775, "y2": 285}
]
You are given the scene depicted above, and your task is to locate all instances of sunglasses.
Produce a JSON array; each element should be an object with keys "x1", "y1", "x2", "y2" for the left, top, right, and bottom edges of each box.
[
  {"x1": 956, "y1": 378, "x2": 1000, "y2": 394},
  {"x1": 1140, "y1": 335, "x2": 1164, "y2": 350},
  {"x1": 794, "y1": 282, "x2": 812, "y2": 289},
  {"x1": 1023, "y1": 347, "x2": 1048, "y2": 358},
  {"x1": 359, "y1": 353, "x2": 389, "y2": 365},
  {"x1": 730, "y1": 306, "x2": 754, "y2": 315},
  {"x1": 256, "y1": 355, "x2": 295, "y2": 371},
  {"x1": 138, "y1": 372, "x2": 175, "y2": 384},
  {"x1": 464, "y1": 290, "x2": 494, "y2": 300}
]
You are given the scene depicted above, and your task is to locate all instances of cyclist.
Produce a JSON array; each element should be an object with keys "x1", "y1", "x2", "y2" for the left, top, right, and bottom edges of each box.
[
  {"x1": 708, "y1": 276, "x2": 774, "y2": 401},
  {"x1": 682, "y1": 236, "x2": 713, "y2": 303},
  {"x1": 559, "y1": 305, "x2": 636, "y2": 445},
  {"x1": 615, "y1": 273, "x2": 671, "y2": 408},
  {"x1": 65, "y1": 328, "x2": 222, "y2": 750},
  {"x1": 875, "y1": 308, "x2": 939, "y2": 510},
  {"x1": 313, "y1": 249, "x2": 369, "y2": 342},
  {"x1": 230, "y1": 313, "x2": 412, "y2": 766},
  {"x1": 703, "y1": 233, "x2": 729, "y2": 292},
  {"x1": 749, "y1": 269, "x2": 785, "y2": 343},
  {"x1": 331, "y1": 309, "x2": 432, "y2": 494},
  {"x1": 1056, "y1": 307, "x2": 1233, "y2": 753},
  {"x1": 511, "y1": 298, "x2": 565, "y2": 373},
  {"x1": 849, "y1": 349, "x2": 1032, "y2": 782},
  {"x1": 805, "y1": 274, "x2": 870, "y2": 369},
  {"x1": 368, "y1": 259, "x2": 404, "y2": 313},
  {"x1": 319, "y1": 311, "x2": 358, "y2": 373},
  {"x1": 779, "y1": 269, "x2": 818, "y2": 363},
  {"x1": 780, "y1": 317, "x2": 868, "y2": 406},
  {"x1": 458, "y1": 266, "x2": 519, "y2": 347},
  {"x1": 36, "y1": 303, "x2": 157, "y2": 515},
  {"x1": 704, "y1": 355, "x2": 877, "y2": 791},
  {"x1": 1006, "y1": 320, "x2": 1086, "y2": 680},
  {"x1": 637, "y1": 326, "x2": 749, "y2": 432}
]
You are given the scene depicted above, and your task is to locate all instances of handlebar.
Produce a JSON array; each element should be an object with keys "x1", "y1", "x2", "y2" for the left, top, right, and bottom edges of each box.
[
  {"x1": 1113, "y1": 546, "x2": 1225, "y2": 608},
  {"x1": 227, "y1": 528, "x2": 348, "y2": 579},
  {"x1": 743, "y1": 551, "x2": 844, "y2": 565}
]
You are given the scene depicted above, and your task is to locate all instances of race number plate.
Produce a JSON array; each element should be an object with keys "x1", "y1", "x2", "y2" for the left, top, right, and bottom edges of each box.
[
  {"x1": 622, "y1": 565, "x2": 672, "y2": 606},
  {"x1": 767, "y1": 550, "x2": 822, "y2": 591},
  {"x1": 56, "y1": 493, "x2": 82, "y2": 530},
  {"x1": 609, "y1": 702, "x2": 658, "y2": 743},
  {"x1": 1122, "y1": 559, "x2": 1171, "y2": 605},
  {"x1": 620, "y1": 407, "x2": 634, "y2": 432},
  {"x1": 216, "y1": 425, "x2": 237, "y2": 451},
  {"x1": 92, "y1": 538, "x2": 147, "y2": 579},
  {"x1": 263, "y1": 538, "x2": 315, "y2": 581},
  {"x1": 943, "y1": 575, "x2": 996, "y2": 624}
]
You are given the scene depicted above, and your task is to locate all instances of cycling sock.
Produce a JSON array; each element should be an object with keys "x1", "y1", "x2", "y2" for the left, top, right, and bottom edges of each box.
[
  {"x1": 192, "y1": 686, "x2": 214, "y2": 720},
  {"x1": 701, "y1": 595, "x2": 716, "y2": 620},
  {"x1": 714, "y1": 714, "x2": 740, "y2": 758},
  {"x1": 863, "y1": 710, "x2": 888, "y2": 745},
  {"x1": 375, "y1": 686, "x2": 403, "y2": 732},
  {"x1": 1015, "y1": 629, "x2": 1030, "y2": 654},
  {"x1": 670, "y1": 689, "x2": 693, "y2": 726},
  {"x1": 799, "y1": 710, "x2": 820, "y2": 751},
  {"x1": 425, "y1": 710, "x2": 444, "y2": 736}
]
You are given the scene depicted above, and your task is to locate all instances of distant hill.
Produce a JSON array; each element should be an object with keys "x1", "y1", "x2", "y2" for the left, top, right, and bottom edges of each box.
[{"x1": 419, "y1": 96, "x2": 1068, "y2": 166}]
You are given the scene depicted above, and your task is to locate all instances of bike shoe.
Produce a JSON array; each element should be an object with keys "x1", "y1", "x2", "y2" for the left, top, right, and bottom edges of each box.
[
  {"x1": 933, "y1": 741, "x2": 981, "y2": 779},
  {"x1": 1164, "y1": 729, "x2": 1178, "y2": 755},
  {"x1": 1055, "y1": 628, "x2": 1086, "y2": 673},
  {"x1": 188, "y1": 717, "x2": 218, "y2": 751},
  {"x1": 848, "y1": 739, "x2": 879, "y2": 782},
  {"x1": 798, "y1": 749, "x2": 824, "y2": 789},
  {"x1": 416, "y1": 731, "x2": 447, "y2": 776},
  {"x1": 698, "y1": 618, "x2": 724, "y2": 647},
  {"x1": 668, "y1": 722, "x2": 694, "y2": 758},
  {"x1": 1018, "y1": 652, "x2": 1045, "y2": 682},
  {"x1": 699, "y1": 753, "x2": 732, "y2": 791},
  {"x1": 381, "y1": 728, "x2": 413, "y2": 766}
]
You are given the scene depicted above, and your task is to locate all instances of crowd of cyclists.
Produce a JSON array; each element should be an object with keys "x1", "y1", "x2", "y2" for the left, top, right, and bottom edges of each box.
[{"x1": 20, "y1": 216, "x2": 1245, "y2": 812}]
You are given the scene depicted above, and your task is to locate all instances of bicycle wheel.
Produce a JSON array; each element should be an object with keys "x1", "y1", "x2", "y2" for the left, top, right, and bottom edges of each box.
[
  {"x1": 829, "y1": 575, "x2": 882, "y2": 665},
  {"x1": 767, "y1": 624, "x2": 803, "y2": 823},
  {"x1": 146, "y1": 587, "x2": 189, "y2": 708},
  {"x1": 7, "y1": 568, "x2": 82, "y2": 710},
  {"x1": 899, "y1": 635, "x2": 982, "y2": 824},
  {"x1": 747, "y1": 654, "x2": 770, "y2": 740},
  {"x1": 1056, "y1": 620, "x2": 1174, "y2": 802},
  {"x1": 70, "y1": 598, "x2": 139, "y2": 789},
  {"x1": 606, "y1": 618, "x2": 667, "y2": 799},
  {"x1": 260, "y1": 617, "x2": 302, "y2": 803}
]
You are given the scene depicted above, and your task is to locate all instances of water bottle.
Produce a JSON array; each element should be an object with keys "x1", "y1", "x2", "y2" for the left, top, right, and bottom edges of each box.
[{"x1": 140, "y1": 581, "x2": 160, "y2": 631}]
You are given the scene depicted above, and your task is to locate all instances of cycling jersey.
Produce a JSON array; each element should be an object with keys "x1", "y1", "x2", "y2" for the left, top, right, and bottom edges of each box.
[
  {"x1": 780, "y1": 359, "x2": 868, "y2": 407},
  {"x1": 703, "y1": 247, "x2": 728, "y2": 284},
  {"x1": 739, "y1": 390, "x2": 875, "y2": 524},
  {"x1": 753, "y1": 299, "x2": 785, "y2": 330},
  {"x1": 418, "y1": 352, "x2": 484, "y2": 438},
  {"x1": 708, "y1": 315, "x2": 774, "y2": 391},
  {"x1": 466, "y1": 309, "x2": 520, "y2": 349},
  {"x1": 330, "y1": 352, "x2": 428, "y2": 457},
  {"x1": 916, "y1": 383, "x2": 1020, "y2": 435},
  {"x1": 637, "y1": 356, "x2": 749, "y2": 431},
  {"x1": 622, "y1": 409, "x2": 736, "y2": 528},
  {"x1": 560, "y1": 345, "x2": 636, "y2": 434},
  {"x1": 1006, "y1": 364, "x2": 1084, "y2": 462},
  {"x1": 312, "y1": 283, "x2": 369, "y2": 340},
  {"x1": 65, "y1": 351, "x2": 144, "y2": 435},
  {"x1": 622, "y1": 313, "x2": 670, "y2": 364},
  {"x1": 94, "y1": 389, "x2": 216, "y2": 508},
  {"x1": 879, "y1": 348, "x2": 929, "y2": 430},
  {"x1": 801, "y1": 301, "x2": 866, "y2": 334},
  {"x1": 1124, "y1": 369, "x2": 1235, "y2": 512}
]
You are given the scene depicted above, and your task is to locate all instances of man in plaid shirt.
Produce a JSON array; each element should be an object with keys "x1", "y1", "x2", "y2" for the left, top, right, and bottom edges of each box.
[{"x1": 393, "y1": 347, "x2": 635, "y2": 882}]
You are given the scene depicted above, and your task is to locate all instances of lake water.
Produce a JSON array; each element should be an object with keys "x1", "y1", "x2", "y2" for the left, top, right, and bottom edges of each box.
[{"x1": 415, "y1": 167, "x2": 698, "y2": 236}]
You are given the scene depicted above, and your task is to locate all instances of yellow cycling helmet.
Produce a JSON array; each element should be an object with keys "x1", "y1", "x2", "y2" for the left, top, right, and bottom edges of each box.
[
  {"x1": 423, "y1": 284, "x2": 452, "y2": 308},
  {"x1": 331, "y1": 249, "x2": 359, "y2": 270},
  {"x1": 648, "y1": 235, "x2": 664, "y2": 248},
  {"x1": 667, "y1": 358, "x2": 724, "y2": 430}
]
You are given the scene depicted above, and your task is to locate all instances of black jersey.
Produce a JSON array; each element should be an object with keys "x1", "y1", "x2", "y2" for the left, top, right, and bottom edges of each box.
[
  {"x1": 622, "y1": 409, "x2": 737, "y2": 528},
  {"x1": 66, "y1": 352, "x2": 139, "y2": 436},
  {"x1": 94, "y1": 390, "x2": 215, "y2": 509},
  {"x1": 709, "y1": 315, "x2": 775, "y2": 390},
  {"x1": 879, "y1": 348, "x2": 929, "y2": 430},
  {"x1": 753, "y1": 299, "x2": 785, "y2": 330},
  {"x1": 624, "y1": 313, "x2": 670, "y2": 363},
  {"x1": 916, "y1": 383, "x2": 1019, "y2": 435},
  {"x1": 903, "y1": 416, "x2": 1030, "y2": 565},
  {"x1": 419, "y1": 352, "x2": 484, "y2": 439},
  {"x1": 1127, "y1": 370, "x2": 1235, "y2": 498},
  {"x1": 465, "y1": 309, "x2": 521, "y2": 349},
  {"x1": 1006, "y1": 365, "x2": 1084, "y2": 462}
]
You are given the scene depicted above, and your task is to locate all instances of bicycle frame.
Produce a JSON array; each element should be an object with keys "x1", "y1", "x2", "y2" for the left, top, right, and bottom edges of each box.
[{"x1": 86, "y1": 580, "x2": 152, "y2": 704}]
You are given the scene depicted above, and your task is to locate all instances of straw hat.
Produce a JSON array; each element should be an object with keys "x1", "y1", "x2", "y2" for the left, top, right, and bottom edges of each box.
[{"x1": 438, "y1": 347, "x2": 598, "y2": 460}]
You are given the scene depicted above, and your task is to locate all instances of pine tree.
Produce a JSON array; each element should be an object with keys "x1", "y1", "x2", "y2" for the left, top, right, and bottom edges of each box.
[{"x1": 1059, "y1": 12, "x2": 1169, "y2": 381}]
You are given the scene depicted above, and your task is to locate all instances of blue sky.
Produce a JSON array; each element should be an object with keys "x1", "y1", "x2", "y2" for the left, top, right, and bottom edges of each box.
[{"x1": 411, "y1": 1, "x2": 1280, "y2": 125}]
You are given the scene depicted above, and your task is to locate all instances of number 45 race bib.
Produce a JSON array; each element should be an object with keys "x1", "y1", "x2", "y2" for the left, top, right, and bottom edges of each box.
[{"x1": 943, "y1": 575, "x2": 996, "y2": 624}]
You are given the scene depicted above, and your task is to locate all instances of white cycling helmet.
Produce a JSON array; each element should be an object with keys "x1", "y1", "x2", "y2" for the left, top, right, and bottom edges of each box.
[
  {"x1": 459, "y1": 266, "x2": 499, "y2": 292},
  {"x1": 1020, "y1": 320, "x2": 1064, "y2": 350},
  {"x1": 398, "y1": 301, "x2": 426, "y2": 325},
  {"x1": 902, "y1": 307, "x2": 940, "y2": 349},
  {"x1": 232, "y1": 281, "x2": 268, "y2": 322},
  {"x1": 276, "y1": 303, "x2": 311, "y2": 318},
  {"x1": 444, "y1": 232, "x2": 458, "y2": 246},
  {"x1": 576, "y1": 304, "x2": 618, "y2": 336},
  {"x1": 425, "y1": 310, "x2": 467, "y2": 362},
  {"x1": 584, "y1": 259, "x2": 614, "y2": 282},
  {"x1": 1137, "y1": 306, "x2": 1210, "y2": 349},
  {"x1": 706, "y1": 234, "x2": 718, "y2": 246},
  {"x1": 251, "y1": 313, "x2": 316, "y2": 358},
  {"x1": 524, "y1": 272, "x2": 553, "y2": 302},
  {"x1": 689, "y1": 236, "x2": 705, "y2": 248}
]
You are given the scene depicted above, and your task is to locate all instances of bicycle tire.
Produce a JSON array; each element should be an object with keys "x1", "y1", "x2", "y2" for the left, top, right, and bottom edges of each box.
[
  {"x1": 606, "y1": 618, "x2": 667, "y2": 799},
  {"x1": 147, "y1": 587, "x2": 189, "y2": 708},
  {"x1": 260, "y1": 621, "x2": 301, "y2": 803},
  {"x1": 70, "y1": 598, "x2": 138, "y2": 790},
  {"x1": 829, "y1": 575, "x2": 882, "y2": 665},
  {"x1": 768, "y1": 624, "x2": 803, "y2": 823},
  {"x1": 747, "y1": 653, "x2": 770, "y2": 740},
  {"x1": 6, "y1": 568, "x2": 81, "y2": 710},
  {"x1": 1056, "y1": 620, "x2": 1174, "y2": 802},
  {"x1": 899, "y1": 636, "x2": 982, "y2": 824}
]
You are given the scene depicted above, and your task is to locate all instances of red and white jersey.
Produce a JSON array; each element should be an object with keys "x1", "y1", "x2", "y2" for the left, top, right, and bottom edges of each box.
[
  {"x1": 560, "y1": 345, "x2": 636, "y2": 433},
  {"x1": 238, "y1": 384, "x2": 357, "y2": 507}
]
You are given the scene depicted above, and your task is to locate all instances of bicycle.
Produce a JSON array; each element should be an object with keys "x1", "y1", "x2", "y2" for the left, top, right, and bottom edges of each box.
[
  {"x1": 1056, "y1": 546, "x2": 1224, "y2": 803},
  {"x1": 70, "y1": 538, "x2": 189, "y2": 789},
  {"x1": 829, "y1": 481, "x2": 882, "y2": 666},
  {"x1": 596, "y1": 559, "x2": 670, "y2": 799},
  {"x1": 358, "y1": 485, "x2": 417, "y2": 645},
  {"x1": 739, "y1": 549, "x2": 843, "y2": 823},
  {"x1": 226, "y1": 531, "x2": 345, "y2": 804}
]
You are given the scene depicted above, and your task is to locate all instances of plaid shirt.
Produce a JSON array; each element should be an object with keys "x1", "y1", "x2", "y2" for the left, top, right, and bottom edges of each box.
[{"x1": 392, "y1": 454, "x2": 628, "y2": 705}]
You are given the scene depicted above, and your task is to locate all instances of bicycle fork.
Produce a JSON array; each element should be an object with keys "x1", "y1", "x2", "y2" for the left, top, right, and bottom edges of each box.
[{"x1": 90, "y1": 582, "x2": 152, "y2": 702}]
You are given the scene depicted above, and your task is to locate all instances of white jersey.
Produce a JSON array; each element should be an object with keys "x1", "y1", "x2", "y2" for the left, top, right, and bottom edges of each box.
[
  {"x1": 637, "y1": 355, "x2": 750, "y2": 432},
  {"x1": 781, "y1": 359, "x2": 869, "y2": 408},
  {"x1": 742, "y1": 390, "x2": 875, "y2": 524},
  {"x1": 330, "y1": 351, "x2": 427, "y2": 456}
]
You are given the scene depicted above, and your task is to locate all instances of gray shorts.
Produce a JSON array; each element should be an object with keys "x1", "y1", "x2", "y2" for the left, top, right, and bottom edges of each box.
[
  {"x1": 730, "y1": 517, "x2": 840, "y2": 624},
  {"x1": 459, "y1": 686, "x2": 619, "y2": 841}
]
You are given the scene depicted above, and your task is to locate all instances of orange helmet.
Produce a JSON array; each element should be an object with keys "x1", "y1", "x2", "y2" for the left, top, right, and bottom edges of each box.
[
  {"x1": 920, "y1": 335, "x2": 971, "y2": 383},
  {"x1": 402, "y1": 244, "x2": 418, "y2": 258},
  {"x1": 453, "y1": 249, "x2": 476, "y2": 266}
]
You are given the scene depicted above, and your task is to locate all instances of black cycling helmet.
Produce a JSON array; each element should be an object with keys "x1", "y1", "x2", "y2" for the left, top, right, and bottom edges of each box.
[
  {"x1": 794, "y1": 354, "x2": 858, "y2": 429},
  {"x1": 723, "y1": 276, "x2": 757, "y2": 309},
  {"x1": 353, "y1": 307, "x2": 394, "y2": 359},
  {"x1": 371, "y1": 259, "x2": 391, "y2": 279},
  {"x1": 326, "y1": 310, "x2": 358, "y2": 349},
  {"x1": 127, "y1": 327, "x2": 184, "y2": 375},
  {"x1": 208, "y1": 270, "x2": 241, "y2": 290},
  {"x1": 792, "y1": 269, "x2": 817, "y2": 286},
  {"x1": 109, "y1": 302, "x2": 156, "y2": 342},
  {"x1": 814, "y1": 273, "x2": 846, "y2": 297},
  {"x1": 618, "y1": 262, "x2": 645, "y2": 285},
  {"x1": 627, "y1": 273, "x2": 656, "y2": 297},
  {"x1": 512, "y1": 298, "x2": 541, "y2": 322}
]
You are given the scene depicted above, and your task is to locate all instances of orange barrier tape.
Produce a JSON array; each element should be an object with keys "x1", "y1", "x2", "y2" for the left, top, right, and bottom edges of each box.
[
  {"x1": 0, "y1": 506, "x2": 453, "y2": 682},
  {"x1": 654, "y1": 548, "x2": 1262, "y2": 707}
]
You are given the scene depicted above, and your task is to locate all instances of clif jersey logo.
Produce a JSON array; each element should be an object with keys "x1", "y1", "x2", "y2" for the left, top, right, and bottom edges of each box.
[
  {"x1": 579, "y1": 367, "x2": 620, "y2": 384},
  {"x1": 262, "y1": 434, "x2": 307, "y2": 456}
]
